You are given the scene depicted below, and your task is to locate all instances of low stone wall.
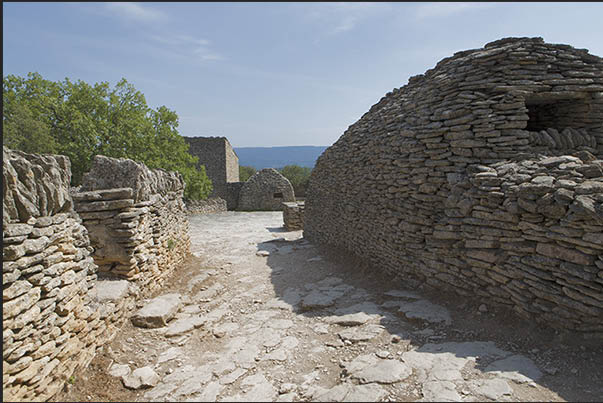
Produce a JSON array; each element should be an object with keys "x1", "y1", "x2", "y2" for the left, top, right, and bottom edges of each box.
[
  {"x1": 3, "y1": 147, "x2": 101, "y2": 401},
  {"x1": 3, "y1": 149, "x2": 191, "y2": 401},
  {"x1": 185, "y1": 197, "x2": 227, "y2": 215},
  {"x1": 76, "y1": 155, "x2": 190, "y2": 292},
  {"x1": 283, "y1": 201, "x2": 304, "y2": 230}
]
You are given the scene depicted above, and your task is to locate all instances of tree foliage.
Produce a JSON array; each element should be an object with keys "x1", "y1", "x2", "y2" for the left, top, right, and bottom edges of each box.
[
  {"x1": 239, "y1": 165, "x2": 257, "y2": 182},
  {"x1": 3, "y1": 72, "x2": 212, "y2": 199},
  {"x1": 279, "y1": 165, "x2": 312, "y2": 197}
]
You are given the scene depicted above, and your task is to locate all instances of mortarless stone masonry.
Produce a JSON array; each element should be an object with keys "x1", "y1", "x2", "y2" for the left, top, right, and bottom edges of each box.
[
  {"x1": 305, "y1": 37, "x2": 603, "y2": 334},
  {"x1": 184, "y1": 136, "x2": 240, "y2": 208},
  {"x1": 76, "y1": 155, "x2": 190, "y2": 291},
  {"x1": 283, "y1": 201, "x2": 305, "y2": 230},
  {"x1": 185, "y1": 197, "x2": 228, "y2": 215},
  {"x1": 3, "y1": 149, "x2": 191, "y2": 401},
  {"x1": 3, "y1": 147, "x2": 100, "y2": 401},
  {"x1": 238, "y1": 168, "x2": 296, "y2": 211}
]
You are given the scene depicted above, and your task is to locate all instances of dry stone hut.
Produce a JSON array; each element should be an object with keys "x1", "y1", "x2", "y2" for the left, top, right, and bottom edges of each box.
[
  {"x1": 237, "y1": 168, "x2": 295, "y2": 211},
  {"x1": 305, "y1": 37, "x2": 603, "y2": 333}
]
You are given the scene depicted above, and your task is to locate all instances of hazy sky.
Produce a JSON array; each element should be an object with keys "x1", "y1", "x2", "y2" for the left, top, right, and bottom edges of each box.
[{"x1": 4, "y1": 2, "x2": 603, "y2": 147}]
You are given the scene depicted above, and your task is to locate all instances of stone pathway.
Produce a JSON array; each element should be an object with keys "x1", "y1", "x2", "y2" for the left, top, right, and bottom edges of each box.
[{"x1": 104, "y1": 212, "x2": 571, "y2": 402}]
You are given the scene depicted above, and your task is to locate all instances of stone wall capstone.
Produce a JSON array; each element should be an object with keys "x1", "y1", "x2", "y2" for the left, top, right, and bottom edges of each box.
[
  {"x1": 238, "y1": 168, "x2": 295, "y2": 211},
  {"x1": 305, "y1": 37, "x2": 603, "y2": 334}
]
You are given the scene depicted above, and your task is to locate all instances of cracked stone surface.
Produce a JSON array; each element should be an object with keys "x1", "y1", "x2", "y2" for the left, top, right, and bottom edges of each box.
[{"x1": 63, "y1": 212, "x2": 599, "y2": 402}]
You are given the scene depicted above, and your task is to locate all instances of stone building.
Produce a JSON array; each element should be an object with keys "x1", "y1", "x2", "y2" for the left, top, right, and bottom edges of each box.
[
  {"x1": 238, "y1": 168, "x2": 295, "y2": 211},
  {"x1": 305, "y1": 37, "x2": 603, "y2": 333},
  {"x1": 184, "y1": 136, "x2": 240, "y2": 208}
]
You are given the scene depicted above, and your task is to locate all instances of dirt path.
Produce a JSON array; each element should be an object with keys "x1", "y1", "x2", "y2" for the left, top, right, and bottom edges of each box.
[{"x1": 56, "y1": 212, "x2": 602, "y2": 402}]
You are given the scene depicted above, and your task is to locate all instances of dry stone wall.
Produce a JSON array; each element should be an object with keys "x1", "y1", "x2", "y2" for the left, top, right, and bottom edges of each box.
[
  {"x1": 305, "y1": 37, "x2": 603, "y2": 334},
  {"x1": 76, "y1": 155, "x2": 190, "y2": 291},
  {"x1": 3, "y1": 149, "x2": 191, "y2": 401},
  {"x1": 3, "y1": 147, "x2": 101, "y2": 401},
  {"x1": 185, "y1": 197, "x2": 227, "y2": 215},
  {"x1": 283, "y1": 201, "x2": 305, "y2": 230},
  {"x1": 238, "y1": 168, "x2": 295, "y2": 211}
]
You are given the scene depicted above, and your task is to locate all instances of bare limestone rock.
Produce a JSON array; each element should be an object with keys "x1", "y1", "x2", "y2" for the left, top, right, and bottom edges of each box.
[
  {"x1": 80, "y1": 155, "x2": 184, "y2": 203},
  {"x1": 122, "y1": 366, "x2": 160, "y2": 389},
  {"x1": 131, "y1": 293, "x2": 182, "y2": 328},
  {"x1": 3, "y1": 147, "x2": 72, "y2": 225}
]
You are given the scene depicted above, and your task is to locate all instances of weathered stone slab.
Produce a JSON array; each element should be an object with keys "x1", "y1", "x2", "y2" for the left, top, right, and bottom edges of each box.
[
  {"x1": 484, "y1": 354, "x2": 543, "y2": 383},
  {"x1": 344, "y1": 354, "x2": 412, "y2": 384},
  {"x1": 122, "y1": 366, "x2": 160, "y2": 389},
  {"x1": 324, "y1": 312, "x2": 373, "y2": 326},
  {"x1": 94, "y1": 280, "x2": 130, "y2": 302},
  {"x1": 131, "y1": 293, "x2": 182, "y2": 328},
  {"x1": 300, "y1": 289, "x2": 345, "y2": 311},
  {"x1": 165, "y1": 315, "x2": 206, "y2": 337},
  {"x1": 398, "y1": 300, "x2": 452, "y2": 325},
  {"x1": 338, "y1": 324, "x2": 384, "y2": 343}
]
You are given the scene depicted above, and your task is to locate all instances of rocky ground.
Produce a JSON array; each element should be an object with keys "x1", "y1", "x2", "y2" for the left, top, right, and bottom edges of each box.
[{"x1": 55, "y1": 212, "x2": 603, "y2": 402}]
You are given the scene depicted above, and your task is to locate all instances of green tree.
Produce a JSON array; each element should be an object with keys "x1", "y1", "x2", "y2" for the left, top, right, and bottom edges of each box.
[
  {"x1": 279, "y1": 165, "x2": 312, "y2": 197},
  {"x1": 239, "y1": 165, "x2": 257, "y2": 182},
  {"x1": 2, "y1": 73, "x2": 212, "y2": 199}
]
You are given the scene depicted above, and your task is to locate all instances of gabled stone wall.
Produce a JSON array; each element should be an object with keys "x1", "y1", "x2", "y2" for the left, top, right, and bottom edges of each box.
[
  {"x1": 305, "y1": 37, "x2": 603, "y2": 334},
  {"x1": 184, "y1": 136, "x2": 240, "y2": 201}
]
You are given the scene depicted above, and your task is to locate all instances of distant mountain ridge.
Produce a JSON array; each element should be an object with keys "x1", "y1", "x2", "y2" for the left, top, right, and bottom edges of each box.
[{"x1": 234, "y1": 146, "x2": 327, "y2": 169}]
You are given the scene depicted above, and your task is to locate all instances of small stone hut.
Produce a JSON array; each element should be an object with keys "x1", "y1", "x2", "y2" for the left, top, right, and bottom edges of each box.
[
  {"x1": 238, "y1": 168, "x2": 295, "y2": 211},
  {"x1": 305, "y1": 37, "x2": 603, "y2": 333}
]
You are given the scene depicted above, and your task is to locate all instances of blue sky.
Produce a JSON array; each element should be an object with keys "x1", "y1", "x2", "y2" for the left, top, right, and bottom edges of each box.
[{"x1": 4, "y1": 2, "x2": 603, "y2": 147}]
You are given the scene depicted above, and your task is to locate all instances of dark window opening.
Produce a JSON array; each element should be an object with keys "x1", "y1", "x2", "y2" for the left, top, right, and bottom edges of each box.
[
  {"x1": 273, "y1": 192, "x2": 283, "y2": 198},
  {"x1": 525, "y1": 93, "x2": 591, "y2": 133},
  {"x1": 526, "y1": 103, "x2": 548, "y2": 132}
]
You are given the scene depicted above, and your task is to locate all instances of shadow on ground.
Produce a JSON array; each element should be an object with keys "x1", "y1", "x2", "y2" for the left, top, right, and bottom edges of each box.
[{"x1": 257, "y1": 233, "x2": 603, "y2": 402}]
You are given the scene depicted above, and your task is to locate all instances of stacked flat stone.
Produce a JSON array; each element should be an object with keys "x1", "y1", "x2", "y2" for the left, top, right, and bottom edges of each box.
[
  {"x1": 76, "y1": 155, "x2": 190, "y2": 292},
  {"x1": 3, "y1": 150, "x2": 192, "y2": 401},
  {"x1": 185, "y1": 197, "x2": 227, "y2": 215},
  {"x1": 283, "y1": 201, "x2": 305, "y2": 230},
  {"x1": 305, "y1": 37, "x2": 603, "y2": 334},
  {"x1": 3, "y1": 147, "x2": 100, "y2": 401},
  {"x1": 238, "y1": 168, "x2": 296, "y2": 211}
]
